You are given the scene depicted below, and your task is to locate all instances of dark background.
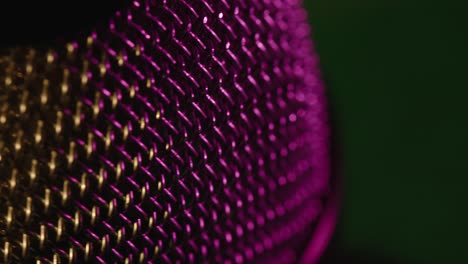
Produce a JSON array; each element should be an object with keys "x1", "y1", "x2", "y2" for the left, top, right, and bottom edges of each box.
[{"x1": 304, "y1": 1, "x2": 468, "y2": 263}]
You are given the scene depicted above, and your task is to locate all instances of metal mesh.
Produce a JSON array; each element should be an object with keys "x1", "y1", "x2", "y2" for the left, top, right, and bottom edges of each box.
[{"x1": 0, "y1": 0, "x2": 330, "y2": 263}]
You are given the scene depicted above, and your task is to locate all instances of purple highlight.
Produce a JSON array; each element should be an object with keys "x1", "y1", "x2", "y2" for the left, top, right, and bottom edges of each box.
[{"x1": 0, "y1": 0, "x2": 335, "y2": 263}]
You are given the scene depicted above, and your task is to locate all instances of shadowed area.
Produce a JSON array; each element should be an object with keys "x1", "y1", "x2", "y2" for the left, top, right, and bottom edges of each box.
[{"x1": 0, "y1": 0, "x2": 131, "y2": 48}]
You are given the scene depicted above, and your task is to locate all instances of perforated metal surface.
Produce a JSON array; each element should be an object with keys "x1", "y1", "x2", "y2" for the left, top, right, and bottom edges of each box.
[{"x1": 0, "y1": 0, "x2": 330, "y2": 263}]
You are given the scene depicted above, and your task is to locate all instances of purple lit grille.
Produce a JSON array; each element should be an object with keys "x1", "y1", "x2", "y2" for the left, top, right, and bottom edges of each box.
[{"x1": 0, "y1": 0, "x2": 332, "y2": 263}]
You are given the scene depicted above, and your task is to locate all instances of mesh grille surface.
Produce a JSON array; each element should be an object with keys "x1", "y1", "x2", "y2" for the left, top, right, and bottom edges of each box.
[{"x1": 0, "y1": 0, "x2": 330, "y2": 263}]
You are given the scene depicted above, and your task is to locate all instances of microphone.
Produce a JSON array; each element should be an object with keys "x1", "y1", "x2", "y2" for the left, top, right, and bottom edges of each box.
[{"x1": 0, "y1": 0, "x2": 335, "y2": 263}]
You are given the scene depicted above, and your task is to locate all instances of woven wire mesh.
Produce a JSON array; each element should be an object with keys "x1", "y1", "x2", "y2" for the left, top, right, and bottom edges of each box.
[{"x1": 0, "y1": 0, "x2": 330, "y2": 263}]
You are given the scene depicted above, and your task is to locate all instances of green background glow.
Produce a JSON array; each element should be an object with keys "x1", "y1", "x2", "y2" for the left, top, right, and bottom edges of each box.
[{"x1": 305, "y1": 1, "x2": 468, "y2": 263}]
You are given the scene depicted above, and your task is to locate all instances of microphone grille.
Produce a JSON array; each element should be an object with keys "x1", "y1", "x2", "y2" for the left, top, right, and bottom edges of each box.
[{"x1": 0, "y1": 0, "x2": 332, "y2": 263}]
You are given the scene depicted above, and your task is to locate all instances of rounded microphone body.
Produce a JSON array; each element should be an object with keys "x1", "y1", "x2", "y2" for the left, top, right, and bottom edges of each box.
[{"x1": 0, "y1": 0, "x2": 335, "y2": 263}]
